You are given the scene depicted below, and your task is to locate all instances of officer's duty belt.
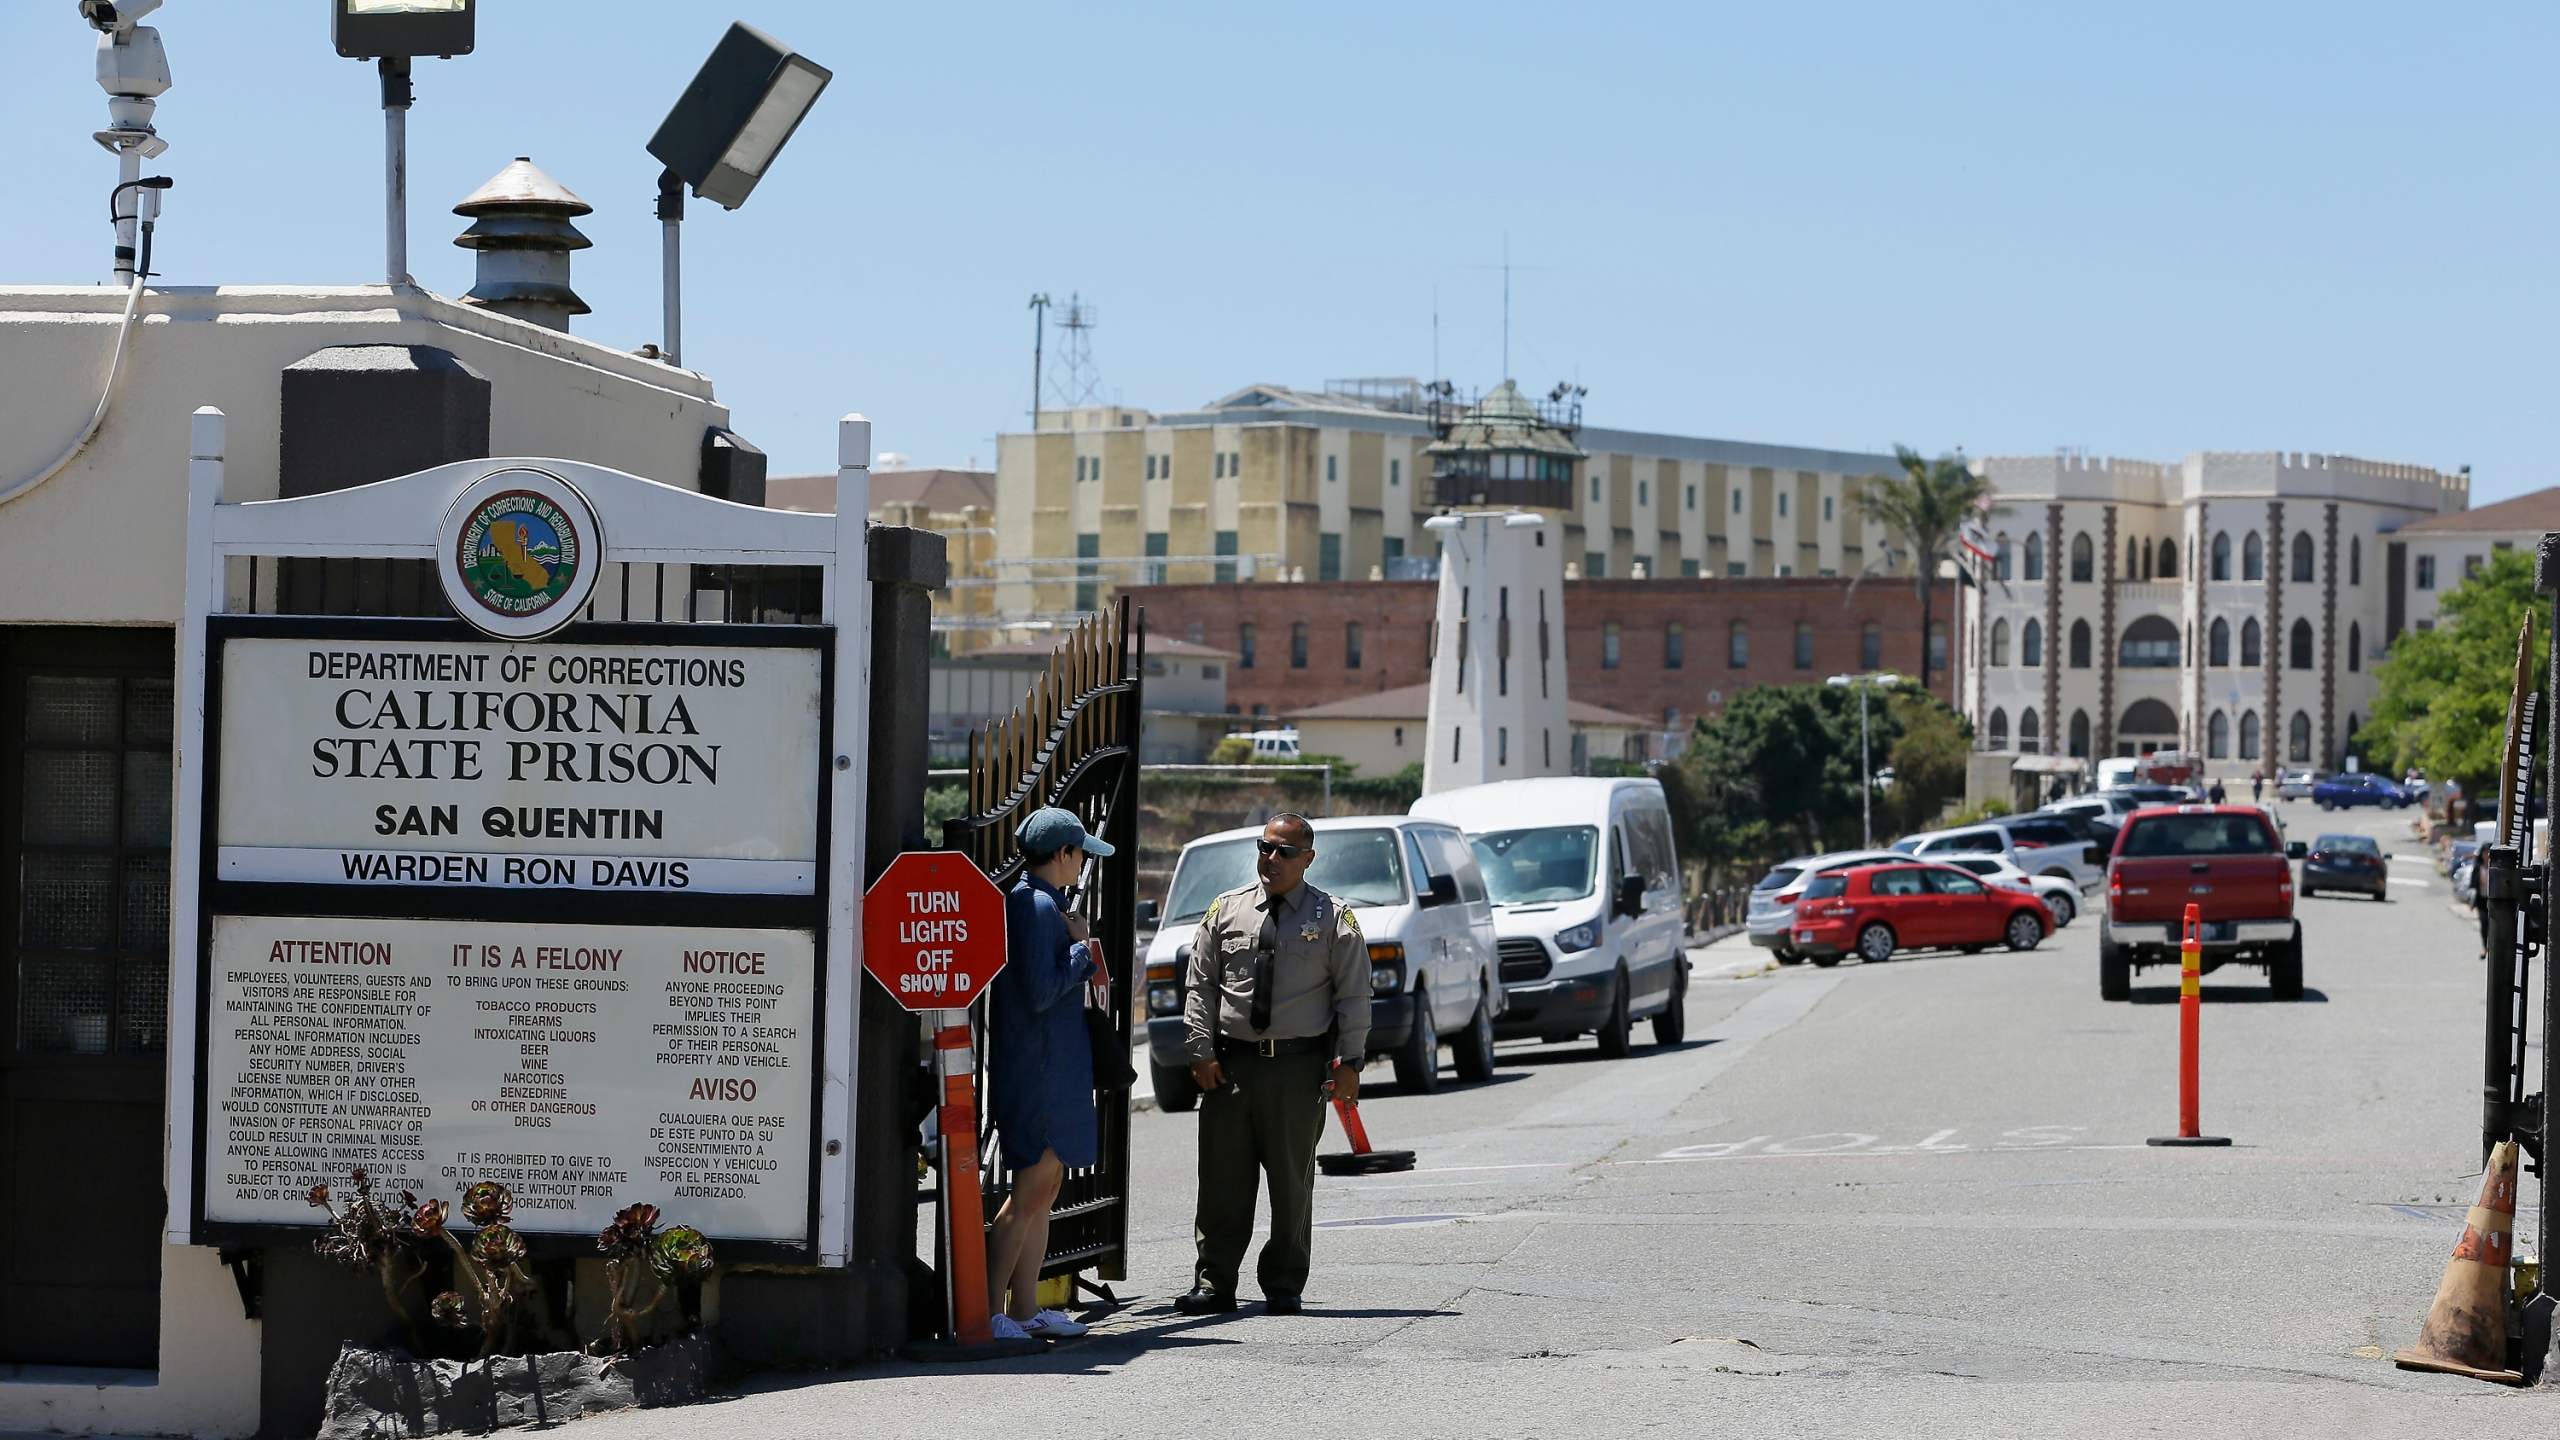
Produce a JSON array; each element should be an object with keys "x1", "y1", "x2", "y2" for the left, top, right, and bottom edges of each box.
[{"x1": 1214, "y1": 1035, "x2": 1331, "y2": 1059}]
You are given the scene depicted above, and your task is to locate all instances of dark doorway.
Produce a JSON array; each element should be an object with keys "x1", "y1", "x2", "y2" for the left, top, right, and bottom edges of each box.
[{"x1": 0, "y1": 627, "x2": 173, "y2": 1368}]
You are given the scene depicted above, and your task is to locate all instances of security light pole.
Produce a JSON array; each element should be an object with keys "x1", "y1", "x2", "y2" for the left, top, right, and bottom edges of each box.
[
  {"x1": 1829, "y1": 671, "x2": 1903, "y2": 848},
  {"x1": 646, "y1": 23, "x2": 833, "y2": 369},
  {"x1": 332, "y1": 0, "x2": 476, "y2": 289},
  {"x1": 381, "y1": 57, "x2": 411, "y2": 285}
]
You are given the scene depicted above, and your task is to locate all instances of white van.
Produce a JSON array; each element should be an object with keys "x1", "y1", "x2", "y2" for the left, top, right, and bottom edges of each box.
[
  {"x1": 1137, "y1": 815, "x2": 1501, "y2": 1110},
  {"x1": 1409, "y1": 777, "x2": 1689, "y2": 1056},
  {"x1": 1244, "y1": 729, "x2": 1300, "y2": 760}
]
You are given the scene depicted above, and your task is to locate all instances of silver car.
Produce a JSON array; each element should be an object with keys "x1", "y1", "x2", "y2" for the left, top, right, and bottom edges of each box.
[
  {"x1": 1747, "y1": 850, "x2": 1909, "y2": 960},
  {"x1": 1895, "y1": 818, "x2": 2104, "y2": 893}
]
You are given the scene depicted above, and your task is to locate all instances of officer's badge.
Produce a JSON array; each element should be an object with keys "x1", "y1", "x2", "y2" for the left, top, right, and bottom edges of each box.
[{"x1": 1299, "y1": 921, "x2": 1322, "y2": 942}]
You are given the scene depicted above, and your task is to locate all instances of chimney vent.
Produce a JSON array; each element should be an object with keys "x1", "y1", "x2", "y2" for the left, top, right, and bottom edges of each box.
[{"x1": 452, "y1": 157, "x2": 591, "y2": 331}]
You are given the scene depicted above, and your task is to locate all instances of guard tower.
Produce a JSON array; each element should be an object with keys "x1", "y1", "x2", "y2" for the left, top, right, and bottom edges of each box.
[
  {"x1": 1423, "y1": 379, "x2": 1586, "y2": 512},
  {"x1": 1421, "y1": 509, "x2": 1570, "y2": 794}
]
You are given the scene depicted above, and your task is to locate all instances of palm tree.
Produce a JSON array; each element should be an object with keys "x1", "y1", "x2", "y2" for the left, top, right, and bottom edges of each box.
[{"x1": 1852, "y1": 447, "x2": 2000, "y2": 687}]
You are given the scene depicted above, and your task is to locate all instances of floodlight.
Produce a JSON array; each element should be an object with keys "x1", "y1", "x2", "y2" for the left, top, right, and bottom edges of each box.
[
  {"x1": 642, "y1": 23, "x2": 831, "y2": 366},
  {"x1": 1502, "y1": 512, "x2": 1545, "y2": 528},
  {"x1": 648, "y1": 23, "x2": 831, "y2": 211},
  {"x1": 1423, "y1": 515, "x2": 1464, "y2": 532},
  {"x1": 332, "y1": 0, "x2": 475, "y2": 61}
]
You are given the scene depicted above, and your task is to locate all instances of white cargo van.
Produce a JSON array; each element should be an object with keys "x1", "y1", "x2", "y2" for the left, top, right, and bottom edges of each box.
[
  {"x1": 1409, "y1": 777, "x2": 1688, "y2": 1056},
  {"x1": 1136, "y1": 815, "x2": 1501, "y2": 1110}
]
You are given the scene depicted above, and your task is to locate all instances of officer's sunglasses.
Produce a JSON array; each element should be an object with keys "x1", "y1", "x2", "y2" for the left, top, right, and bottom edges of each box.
[{"x1": 1256, "y1": 839, "x2": 1310, "y2": 859}]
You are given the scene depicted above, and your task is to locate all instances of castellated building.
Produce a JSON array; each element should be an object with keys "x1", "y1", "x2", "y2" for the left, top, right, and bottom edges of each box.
[{"x1": 1957, "y1": 451, "x2": 2475, "y2": 774}]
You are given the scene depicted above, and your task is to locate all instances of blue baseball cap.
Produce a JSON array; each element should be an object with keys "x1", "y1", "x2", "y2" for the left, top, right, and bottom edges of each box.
[{"x1": 1015, "y1": 806, "x2": 1114, "y2": 858}]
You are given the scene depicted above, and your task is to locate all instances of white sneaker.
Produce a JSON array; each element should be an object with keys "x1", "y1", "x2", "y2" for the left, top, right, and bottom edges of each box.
[
  {"x1": 988, "y1": 1313, "x2": 1033, "y2": 1340},
  {"x1": 1024, "y1": 1308, "x2": 1090, "y2": 1337}
]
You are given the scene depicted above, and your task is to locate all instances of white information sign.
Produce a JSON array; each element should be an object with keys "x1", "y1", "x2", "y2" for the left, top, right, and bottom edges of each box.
[
  {"x1": 214, "y1": 637, "x2": 822, "y2": 894},
  {"x1": 203, "y1": 915, "x2": 816, "y2": 1242}
]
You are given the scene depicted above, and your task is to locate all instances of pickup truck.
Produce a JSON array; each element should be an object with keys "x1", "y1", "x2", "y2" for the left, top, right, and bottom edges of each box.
[{"x1": 2099, "y1": 805, "x2": 2308, "y2": 1001}]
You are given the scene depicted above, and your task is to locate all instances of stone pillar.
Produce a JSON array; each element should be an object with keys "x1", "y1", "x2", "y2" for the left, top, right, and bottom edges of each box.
[
  {"x1": 2320, "y1": 503, "x2": 2339, "y2": 768},
  {"x1": 2189, "y1": 500, "x2": 2208, "y2": 755},
  {"x1": 2044, "y1": 503, "x2": 2064, "y2": 758},
  {"x1": 2098, "y1": 505, "x2": 2118, "y2": 757},
  {"x1": 2264, "y1": 501, "x2": 2285, "y2": 767}
]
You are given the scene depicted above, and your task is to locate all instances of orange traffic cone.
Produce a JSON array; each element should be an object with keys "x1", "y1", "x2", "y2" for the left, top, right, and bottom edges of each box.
[{"x1": 2393, "y1": 1140, "x2": 2524, "y2": 1384}]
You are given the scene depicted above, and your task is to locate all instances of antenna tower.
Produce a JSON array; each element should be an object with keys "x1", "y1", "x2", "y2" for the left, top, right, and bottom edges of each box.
[{"x1": 1045, "y1": 292, "x2": 1103, "y2": 411}]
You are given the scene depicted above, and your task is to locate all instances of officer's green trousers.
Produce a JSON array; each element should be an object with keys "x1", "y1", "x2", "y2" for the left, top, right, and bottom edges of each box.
[{"x1": 1191, "y1": 1048, "x2": 1327, "y2": 1298}]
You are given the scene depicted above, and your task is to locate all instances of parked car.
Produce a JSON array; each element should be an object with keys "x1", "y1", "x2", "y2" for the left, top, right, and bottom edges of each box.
[
  {"x1": 1933, "y1": 855, "x2": 2082, "y2": 927},
  {"x1": 2276, "y1": 768, "x2": 2328, "y2": 801},
  {"x1": 1789, "y1": 862, "x2": 2053, "y2": 965},
  {"x1": 2312, "y1": 772, "x2": 2410, "y2": 811},
  {"x1": 1139, "y1": 814, "x2": 1501, "y2": 1108},
  {"x1": 1413, "y1": 777, "x2": 1691, "y2": 1056},
  {"x1": 1893, "y1": 816, "x2": 2104, "y2": 892},
  {"x1": 1746, "y1": 849, "x2": 1911, "y2": 961},
  {"x1": 2029, "y1": 804, "x2": 2121, "y2": 859},
  {"x1": 2301, "y1": 832, "x2": 2389, "y2": 900},
  {"x1": 2100, "y1": 804, "x2": 2308, "y2": 1000}
]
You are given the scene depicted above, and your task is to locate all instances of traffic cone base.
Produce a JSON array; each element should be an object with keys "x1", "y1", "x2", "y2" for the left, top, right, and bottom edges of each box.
[
  {"x1": 2392, "y1": 1141, "x2": 2524, "y2": 1385},
  {"x1": 1316, "y1": 1097, "x2": 1415, "y2": 1176}
]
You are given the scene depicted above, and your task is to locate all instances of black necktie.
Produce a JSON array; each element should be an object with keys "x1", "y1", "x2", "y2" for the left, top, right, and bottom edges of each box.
[{"x1": 1249, "y1": 898, "x2": 1279, "y2": 1032}]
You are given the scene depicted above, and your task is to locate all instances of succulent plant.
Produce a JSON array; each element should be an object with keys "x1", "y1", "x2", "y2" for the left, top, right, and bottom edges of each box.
[
  {"x1": 470, "y1": 1222, "x2": 526, "y2": 1268},
  {"x1": 459, "y1": 1181, "x2": 513, "y2": 1226},
  {"x1": 597, "y1": 1202, "x2": 662, "y2": 1257},
  {"x1": 307, "y1": 1183, "x2": 332, "y2": 1209},
  {"x1": 430, "y1": 1291, "x2": 471, "y2": 1330},
  {"x1": 412, "y1": 1198, "x2": 450, "y2": 1238},
  {"x1": 649, "y1": 1226, "x2": 714, "y2": 1284}
]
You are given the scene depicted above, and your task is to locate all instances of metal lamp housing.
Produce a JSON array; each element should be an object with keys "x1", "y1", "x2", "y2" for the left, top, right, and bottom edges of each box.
[
  {"x1": 648, "y1": 22, "x2": 832, "y2": 210},
  {"x1": 332, "y1": 0, "x2": 475, "y2": 60}
]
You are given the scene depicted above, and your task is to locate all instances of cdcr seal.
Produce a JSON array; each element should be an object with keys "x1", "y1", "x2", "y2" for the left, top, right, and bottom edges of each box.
[{"x1": 436, "y1": 467, "x2": 605, "y2": 639}]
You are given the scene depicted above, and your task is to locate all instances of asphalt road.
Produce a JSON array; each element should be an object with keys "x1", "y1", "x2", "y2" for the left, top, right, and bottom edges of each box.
[{"x1": 586, "y1": 801, "x2": 2553, "y2": 1437}]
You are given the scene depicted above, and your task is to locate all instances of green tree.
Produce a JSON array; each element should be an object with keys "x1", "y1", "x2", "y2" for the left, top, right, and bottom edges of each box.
[
  {"x1": 2360, "y1": 548, "x2": 2538, "y2": 786},
  {"x1": 1853, "y1": 446, "x2": 1999, "y2": 681},
  {"x1": 1881, "y1": 684, "x2": 1974, "y2": 835}
]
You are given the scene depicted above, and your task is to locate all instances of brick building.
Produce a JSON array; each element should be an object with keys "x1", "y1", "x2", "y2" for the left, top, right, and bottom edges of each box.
[{"x1": 1129, "y1": 576, "x2": 1954, "y2": 734}]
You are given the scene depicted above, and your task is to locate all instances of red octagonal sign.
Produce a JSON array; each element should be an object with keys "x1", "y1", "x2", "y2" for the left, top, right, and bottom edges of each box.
[{"x1": 864, "y1": 852, "x2": 1008, "y2": 1010}]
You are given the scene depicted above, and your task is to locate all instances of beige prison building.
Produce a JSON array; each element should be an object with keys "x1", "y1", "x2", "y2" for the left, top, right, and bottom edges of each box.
[{"x1": 991, "y1": 382, "x2": 1913, "y2": 626}]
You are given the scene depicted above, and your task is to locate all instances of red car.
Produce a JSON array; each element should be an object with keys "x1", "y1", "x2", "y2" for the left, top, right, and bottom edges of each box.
[{"x1": 1790, "y1": 862, "x2": 2053, "y2": 966}]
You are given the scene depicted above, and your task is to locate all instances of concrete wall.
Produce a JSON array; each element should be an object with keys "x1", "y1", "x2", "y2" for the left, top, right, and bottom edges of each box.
[{"x1": 0, "y1": 286, "x2": 726, "y2": 625}]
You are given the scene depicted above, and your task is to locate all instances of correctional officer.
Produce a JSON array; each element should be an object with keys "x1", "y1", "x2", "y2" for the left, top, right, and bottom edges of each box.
[{"x1": 1174, "y1": 813, "x2": 1369, "y2": 1316}]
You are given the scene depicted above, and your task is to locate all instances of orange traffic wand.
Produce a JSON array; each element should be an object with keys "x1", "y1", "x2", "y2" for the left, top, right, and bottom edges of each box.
[
  {"x1": 1317, "y1": 1097, "x2": 1415, "y2": 1175},
  {"x1": 2148, "y1": 904, "x2": 2231, "y2": 1147}
]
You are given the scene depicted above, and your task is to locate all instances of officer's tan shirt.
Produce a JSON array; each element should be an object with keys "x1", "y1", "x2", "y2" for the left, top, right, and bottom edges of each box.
[{"x1": 1182, "y1": 879, "x2": 1369, "y2": 1064}]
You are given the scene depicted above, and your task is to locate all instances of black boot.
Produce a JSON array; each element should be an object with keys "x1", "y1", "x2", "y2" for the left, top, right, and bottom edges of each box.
[{"x1": 1173, "y1": 1285, "x2": 1236, "y2": 1315}]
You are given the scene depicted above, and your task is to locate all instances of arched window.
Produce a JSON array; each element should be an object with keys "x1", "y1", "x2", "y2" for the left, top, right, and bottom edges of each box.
[
  {"x1": 2288, "y1": 711, "x2": 2313, "y2": 763},
  {"x1": 2348, "y1": 621, "x2": 2361, "y2": 672},
  {"x1": 1601, "y1": 621, "x2": 1621, "y2": 669},
  {"x1": 2021, "y1": 618, "x2": 2043, "y2": 667},
  {"x1": 1990, "y1": 619, "x2": 2011, "y2": 666},
  {"x1": 2128, "y1": 538, "x2": 2143, "y2": 580},
  {"x1": 1988, "y1": 708, "x2": 2009, "y2": 750},
  {"x1": 1291, "y1": 621, "x2": 1308, "y2": 668},
  {"x1": 2240, "y1": 710, "x2": 2261, "y2": 760},
  {"x1": 2068, "y1": 709, "x2": 2091, "y2": 758},
  {"x1": 2208, "y1": 710, "x2": 2231, "y2": 759},
  {"x1": 2351, "y1": 534, "x2": 2362, "y2": 586},
  {"x1": 2291, "y1": 531, "x2": 2315, "y2": 583},
  {"x1": 2023, "y1": 532, "x2": 2045, "y2": 581},
  {"x1": 2119, "y1": 615, "x2": 2180, "y2": 667},
  {"x1": 2068, "y1": 619, "x2": 2092, "y2": 669},
  {"x1": 2240, "y1": 617, "x2": 2263, "y2": 668},
  {"x1": 1663, "y1": 620, "x2": 1683, "y2": 670},
  {"x1": 2071, "y1": 533, "x2": 2094, "y2": 583},
  {"x1": 1728, "y1": 620, "x2": 1749, "y2": 669},
  {"x1": 1795, "y1": 621, "x2": 1815, "y2": 670},
  {"x1": 2019, "y1": 708, "x2": 2041, "y2": 754},
  {"x1": 2209, "y1": 616, "x2": 2231, "y2": 666},
  {"x1": 1346, "y1": 621, "x2": 1363, "y2": 669},
  {"x1": 1995, "y1": 537, "x2": 2013, "y2": 582},
  {"x1": 1861, "y1": 621, "x2": 1881, "y2": 671},
  {"x1": 2157, "y1": 537, "x2": 2177, "y2": 579},
  {"x1": 2121, "y1": 698, "x2": 2179, "y2": 740},
  {"x1": 2211, "y1": 532, "x2": 2231, "y2": 581},
  {"x1": 2243, "y1": 532, "x2": 2263, "y2": 581},
  {"x1": 2289, "y1": 617, "x2": 2314, "y2": 670}
]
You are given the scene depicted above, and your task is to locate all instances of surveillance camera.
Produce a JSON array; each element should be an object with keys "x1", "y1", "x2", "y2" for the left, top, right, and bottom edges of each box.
[{"x1": 80, "y1": 0, "x2": 160, "y2": 33}]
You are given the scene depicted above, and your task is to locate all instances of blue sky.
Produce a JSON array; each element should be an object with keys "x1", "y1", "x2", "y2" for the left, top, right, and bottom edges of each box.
[{"x1": 2, "y1": 4, "x2": 2550, "y2": 498}]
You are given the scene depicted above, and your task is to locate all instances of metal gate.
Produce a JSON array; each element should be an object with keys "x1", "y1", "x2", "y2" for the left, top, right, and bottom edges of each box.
[{"x1": 946, "y1": 597, "x2": 1143, "y2": 1284}]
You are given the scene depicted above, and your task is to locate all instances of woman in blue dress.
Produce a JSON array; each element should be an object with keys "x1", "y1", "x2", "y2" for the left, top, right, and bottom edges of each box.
[{"x1": 984, "y1": 807, "x2": 1112, "y2": 1339}]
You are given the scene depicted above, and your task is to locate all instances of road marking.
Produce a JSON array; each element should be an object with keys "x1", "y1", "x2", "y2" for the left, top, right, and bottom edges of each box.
[
  {"x1": 1509, "y1": 969, "x2": 1847, "y2": 1136},
  {"x1": 1657, "y1": 1126, "x2": 2087, "y2": 1160},
  {"x1": 1313, "y1": 1212, "x2": 1476, "y2": 1229}
]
